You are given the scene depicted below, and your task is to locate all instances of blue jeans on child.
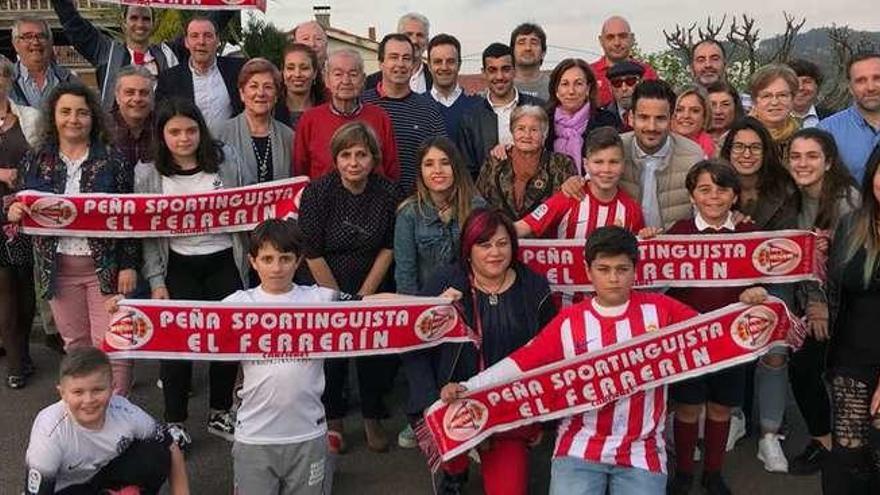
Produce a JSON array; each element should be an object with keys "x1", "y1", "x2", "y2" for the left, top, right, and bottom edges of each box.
[{"x1": 549, "y1": 456, "x2": 666, "y2": 495}]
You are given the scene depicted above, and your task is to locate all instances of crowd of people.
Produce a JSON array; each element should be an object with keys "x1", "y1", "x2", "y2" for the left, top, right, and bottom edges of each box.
[{"x1": 1, "y1": 2, "x2": 880, "y2": 494}]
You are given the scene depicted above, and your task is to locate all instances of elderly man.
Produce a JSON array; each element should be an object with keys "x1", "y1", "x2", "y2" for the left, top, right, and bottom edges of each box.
[
  {"x1": 9, "y1": 18, "x2": 78, "y2": 108},
  {"x1": 619, "y1": 80, "x2": 704, "y2": 228},
  {"x1": 427, "y1": 34, "x2": 481, "y2": 138},
  {"x1": 819, "y1": 53, "x2": 880, "y2": 181},
  {"x1": 510, "y1": 22, "x2": 550, "y2": 101},
  {"x1": 363, "y1": 34, "x2": 446, "y2": 192},
  {"x1": 458, "y1": 43, "x2": 543, "y2": 178},
  {"x1": 50, "y1": 0, "x2": 233, "y2": 109},
  {"x1": 789, "y1": 58, "x2": 831, "y2": 129},
  {"x1": 155, "y1": 17, "x2": 244, "y2": 127},
  {"x1": 111, "y1": 65, "x2": 155, "y2": 168},
  {"x1": 291, "y1": 20, "x2": 329, "y2": 69},
  {"x1": 293, "y1": 49, "x2": 399, "y2": 181},
  {"x1": 365, "y1": 13, "x2": 432, "y2": 93},
  {"x1": 591, "y1": 16, "x2": 658, "y2": 108},
  {"x1": 601, "y1": 60, "x2": 645, "y2": 132}
]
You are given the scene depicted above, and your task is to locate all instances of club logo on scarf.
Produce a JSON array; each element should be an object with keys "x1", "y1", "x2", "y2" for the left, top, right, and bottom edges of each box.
[
  {"x1": 751, "y1": 238, "x2": 802, "y2": 275},
  {"x1": 414, "y1": 306, "x2": 459, "y2": 342},
  {"x1": 106, "y1": 308, "x2": 154, "y2": 350},
  {"x1": 443, "y1": 399, "x2": 489, "y2": 441},
  {"x1": 29, "y1": 197, "x2": 77, "y2": 228},
  {"x1": 730, "y1": 305, "x2": 778, "y2": 350}
]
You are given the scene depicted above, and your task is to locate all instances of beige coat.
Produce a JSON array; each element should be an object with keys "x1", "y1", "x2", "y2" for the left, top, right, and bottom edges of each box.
[{"x1": 618, "y1": 132, "x2": 705, "y2": 228}]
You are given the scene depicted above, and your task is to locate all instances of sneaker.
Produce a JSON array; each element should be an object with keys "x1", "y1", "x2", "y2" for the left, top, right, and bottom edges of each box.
[
  {"x1": 207, "y1": 410, "x2": 235, "y2": 441},
  {"x1": 701, "y1": 471, "x2": 733, "y2": 495},
  {"x1": 789, "y1": 439, "x2": 830, "y2": 475},
  {"x1": 398, "y1": 424, "x2": 417, "y2": 449},
  {"x1": 757, "y1": 433, "x2": 789, "y2": 473},
  {"x1": 6, "y1": 375, "x2": 25, "y2": 389},
  {"x1": 165, "y1": 423, "x2": 192, "y2": 451},
  {"x1": 667, "y1": 472, "x2": 693, "y2": 495},
  {"x1": 727, "y1": 409, "x2": 747, "y2": 451}
]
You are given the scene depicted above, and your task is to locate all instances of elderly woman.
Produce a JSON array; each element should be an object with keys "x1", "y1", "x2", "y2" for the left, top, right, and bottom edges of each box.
[
  {"x1": 544, "y1": 58, "x2": 619, "y2": 174},
  {"x1": 298, "y1": 121, "x2": 402, "y2": 454},
  {"x1": 706, "y1": 81, "x2": 745, "y2": 155},
  {"x1": 275, "y1": 43, "x2": 325, "y2": 129},
  {"x1": 672, "y1": 85, "x2": 715, "y2": 157},
  {"x1": 749, "y1": 64, "x2": 801, "y2": 163},
  {"x1": 477, "y1": 105, "x2": 576, "y2": 218},
  {"x1": 0, "y1": 54, "x2": 40, "y2": 389},
  {"x1": 5, "y1": 82, "x2": 137, "y2": 394},
  {"x1": 215, "y1": 58, "x2": 293, "y2": 186}
]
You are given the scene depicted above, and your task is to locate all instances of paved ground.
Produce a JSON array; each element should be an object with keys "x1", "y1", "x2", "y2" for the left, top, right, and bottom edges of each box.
[{"x1": 1, "y1": 342, "x2": 824, "y2": 494}]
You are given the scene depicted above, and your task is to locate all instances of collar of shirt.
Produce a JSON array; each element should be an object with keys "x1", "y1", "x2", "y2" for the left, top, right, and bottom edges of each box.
[
  {"x1": 431, "y1": 84, "x2": 463, "y2": 107},
  {"x1": 410, "y1": 62, "x2": 427, "y2": 92},
  {"x1": 487, "y1": 88, "x2": 519, "y2": 113},
  {"x1": 695, "y1": 211, "x2": 735, "y2": 231},
  {"x1": 189, "y1": 58, "x2": 219, "y2": 77},
  {"x1": 848, "y1": 104, "x2": 880, "y2": 132},
  {"x1": 329, "y1": 100, "x2": 363, "y2": 117},
  {"x1": 634, "y1": 136, "x2": 672, "y2": 161},
  {"x1": 16, "y1": 60, "x2": 55, "y2": 84},
  {"x1": 591, "y1": 298, "x2": 630, "y2": 317},
  {"x1": 376, "y1": 81, "x2": 412, "y2": 100}
]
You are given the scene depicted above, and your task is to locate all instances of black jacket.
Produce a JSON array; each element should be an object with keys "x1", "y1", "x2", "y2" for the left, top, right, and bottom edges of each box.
[
  {"x1": 155, "y1": 57, "x2": 245, "y2": 118},
  {"x1": 456, "y1": 92, "x2": 544, "y2": 178},
  {"x1": 544, "y1": 106, "x2": 623, "y2": 153}
]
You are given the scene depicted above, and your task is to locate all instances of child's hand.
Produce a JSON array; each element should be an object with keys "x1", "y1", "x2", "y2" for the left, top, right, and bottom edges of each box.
[
  {"x1": 637, "y1": 227, "x2": 663, "y2": 239},
  {"x1": 440, "y1": 288, "x2": 463, "y2": 301},
  {"x1": 806, "y1": 302, "x2": 830, "y2": 341},
  {"x1": 440, "y1": 382, "x2": 467, "y2": 403},
  {"x1": 738, "y1": 286, "x2": 768, "y2": 305},
  {"x1": 104, "y1": 294, "x2": 124, "y2": 314},
  {"x1": 152, "y1": 287, "x2": 170, "y2": 299},
  {"x1": 731, "y1": 210, "x2": 752, "y2": 225},
  {"x1": 5, "y1": 201, "x2": 29, "y2": 223}
]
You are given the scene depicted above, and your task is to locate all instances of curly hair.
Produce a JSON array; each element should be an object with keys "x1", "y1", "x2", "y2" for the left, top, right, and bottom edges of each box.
[{"x1": 39, "y1": 82, "x2": 111, "y2": 148}]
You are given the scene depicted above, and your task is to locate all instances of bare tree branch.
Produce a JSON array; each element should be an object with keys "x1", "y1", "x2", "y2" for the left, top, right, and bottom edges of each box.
[
  {"x1": 728, "y1": 14, "x2": 760, "y2": 74},
  {"x1": 663, "y1": 22, "x2": 698, "y2": 64},
  {"x1": 768, "y1": 11, "x2": 807, "y2": 62}
]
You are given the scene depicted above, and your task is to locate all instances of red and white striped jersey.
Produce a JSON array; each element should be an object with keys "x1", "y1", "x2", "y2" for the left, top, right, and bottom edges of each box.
[
  {"x1": 508, "y1": 291, "x2": 697, "y2": 473},
  {"x1": 522, "y1": 183, "x2": 645, "y2": 239}
]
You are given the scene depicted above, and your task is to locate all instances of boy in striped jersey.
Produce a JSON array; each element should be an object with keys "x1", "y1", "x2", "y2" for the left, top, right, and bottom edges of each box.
[{"x1": 442, "y1": 226, "x2": 768, "y2": 494}]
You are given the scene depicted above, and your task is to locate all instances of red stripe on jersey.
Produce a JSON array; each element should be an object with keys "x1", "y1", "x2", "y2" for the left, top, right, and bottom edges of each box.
[{"x1": 521, "y1": 183, "x2": 644, "y2": 239}]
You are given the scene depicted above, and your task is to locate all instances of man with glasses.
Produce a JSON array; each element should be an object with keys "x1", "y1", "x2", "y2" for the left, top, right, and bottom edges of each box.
[
  {"x1": 601, "y1": 60, "x2": 645, "y2": 132},
  {"x1": 590, "y1": 16, "x2": 658, "y2": 108},
  {"x1": 9, "y1": 18, "x2": 78, "y2": 108}
]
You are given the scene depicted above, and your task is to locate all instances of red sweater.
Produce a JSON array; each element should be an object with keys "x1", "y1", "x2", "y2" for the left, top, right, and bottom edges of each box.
[{"x1": 292, "y1": 103, "x2": 400, "y2": 181}]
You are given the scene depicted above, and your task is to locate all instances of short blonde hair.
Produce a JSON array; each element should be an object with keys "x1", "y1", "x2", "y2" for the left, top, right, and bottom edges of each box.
[{"x1": 675, "y1": 85, "x2": 712, "y2": 131}]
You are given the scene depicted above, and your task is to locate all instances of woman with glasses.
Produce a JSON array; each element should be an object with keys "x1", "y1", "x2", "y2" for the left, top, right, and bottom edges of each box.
[{"x1": 749, "y1": 64, "x2": 802, "y2": 163}]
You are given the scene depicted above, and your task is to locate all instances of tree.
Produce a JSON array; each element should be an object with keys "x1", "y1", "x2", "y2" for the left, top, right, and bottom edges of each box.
[{"x1": 237, "y1": 14, "x2": 288, "y2": 67}]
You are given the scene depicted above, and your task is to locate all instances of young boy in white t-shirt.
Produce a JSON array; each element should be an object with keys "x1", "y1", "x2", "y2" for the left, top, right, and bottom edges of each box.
[
  {"x1": 227, "y1": 219, "x2": 361, "y2": 495},
  {"x1": 25, "y1": 347, "x2": 188, "y2": 494}
]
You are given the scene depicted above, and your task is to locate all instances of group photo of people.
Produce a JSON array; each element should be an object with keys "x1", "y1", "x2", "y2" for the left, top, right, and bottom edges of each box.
[{"x1": 1, "y1": 1, "x2": 879, "y2": 494}]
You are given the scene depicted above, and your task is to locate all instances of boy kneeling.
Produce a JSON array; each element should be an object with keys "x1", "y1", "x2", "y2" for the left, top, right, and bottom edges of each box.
[{"x1": 25, "y1": 347, "x2": 188, "y2": 494}]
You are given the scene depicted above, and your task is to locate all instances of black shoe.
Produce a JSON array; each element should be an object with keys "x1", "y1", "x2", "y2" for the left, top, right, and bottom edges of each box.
[
  {"x1": 6, "y1": 375, "x2": 25, "y2": 389},
  {"x1": 701, "y1": 471, "x2": 732, "y2": 495},
  {"x1": 667, "y1": 472, "x2": 693, "y2": 495},
  {"x1": 44, "y1": 334, "x2": 65, "y2": 355},
  {"x1": 789, "y1": 439, "x2": 830, "y2": 475},
  {"x1": 0, "y1": 346, "x2": 6, "y2": 358},
  {"x1": 22, "y1": 361, "x2": 36, "y2": 378},
  {"x1": 438, "y1": 471, "x2": 468, "y2": 495}
]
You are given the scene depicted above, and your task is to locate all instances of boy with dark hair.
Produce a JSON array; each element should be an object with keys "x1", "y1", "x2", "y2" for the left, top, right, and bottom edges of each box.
[
  {"x1": 443, "y1": 225, "x2": 768, "y2": 494},
  {"x1": 25, "y1": 347, "x2": 188, "y2": 494}
]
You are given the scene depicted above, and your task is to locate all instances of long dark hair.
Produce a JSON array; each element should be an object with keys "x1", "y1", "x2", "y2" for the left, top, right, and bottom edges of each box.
[
  {"x1": 789, "y1": 128, "x2": 858, "y2": 230},
  {"x1": 402, "y1": 137, "x2": 477, "y2": 222},
  {"x1": 282, "y1": 43, "x2": 326, "y2": 106},
  {"x1": 844, "y1": 144, "x2": 880, "y2": 287},
  {"x1": 720, "y1": 117, "x2": 794, "y2": 201},
  {"x1": 546, "y1": 58, "x2": 598, "y2": 114},
  {"x1": 40, "y1": 81, "x2": 111, "y2": 148},
  {"x1": 152, "y1": 98, "x2": 225, "y2": 177}
]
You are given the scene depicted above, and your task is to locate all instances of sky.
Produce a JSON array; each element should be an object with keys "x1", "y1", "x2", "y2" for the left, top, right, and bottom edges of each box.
[{"x1": 257, "y1": 0, "x2": 876, "y2": 73}]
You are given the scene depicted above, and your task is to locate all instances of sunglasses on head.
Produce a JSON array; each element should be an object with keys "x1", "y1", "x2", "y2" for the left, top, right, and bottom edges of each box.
[{"x1": 609, "y1": 76, "x2": 640, "y2": 88}]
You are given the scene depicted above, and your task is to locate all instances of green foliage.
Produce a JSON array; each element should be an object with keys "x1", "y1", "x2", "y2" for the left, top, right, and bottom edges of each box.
[
  {"x1": 150, "y1": 9, "x2": 184, "y2": 45},
  {"x1": 239, "y1": 14, "x2": 289, "y2": 67}
]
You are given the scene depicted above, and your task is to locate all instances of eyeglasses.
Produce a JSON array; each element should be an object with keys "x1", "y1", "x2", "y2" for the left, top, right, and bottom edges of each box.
[
  {"x1": 16, "y1": 33, "x2": 48, "y2": 43},
  {"x1": 731, "y1": 143, "x2": 764, "y2": 155},
  {"x1": 609, "y1": 76, "x2": 640, "y2": 88},
  {"x1": 756, "y1": 91, "x2": 792, "y2": 102}
]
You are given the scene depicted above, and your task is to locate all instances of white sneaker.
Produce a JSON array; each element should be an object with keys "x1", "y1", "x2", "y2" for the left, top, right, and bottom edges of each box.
[
  {"x1": 727, "y1": 409, "x2": 747, "y2": 451},
  {"x1": 757, "y1": 433, "x2": 789, "y2": 473},
  {"x1": 397, "y1": 424, "x2": 417, "y2": 449}
]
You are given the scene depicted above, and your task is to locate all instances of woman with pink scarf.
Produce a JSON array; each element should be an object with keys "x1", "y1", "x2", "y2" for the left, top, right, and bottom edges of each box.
[{"x1": 545, "y1": 58, "x2": 621, "y2": 176}]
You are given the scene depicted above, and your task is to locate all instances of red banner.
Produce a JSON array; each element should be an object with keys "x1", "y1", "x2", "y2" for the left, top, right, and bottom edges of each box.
[
  {"x1": 519, "y1": 230, "x2": 820, "y2": 292},
  {"x1": 94, "y1": 0, "x2": 266, "y2": 12},
  {"x1": 101, "y1": 297, "x2": 471, "y2": 360},
  {"x1": 15, "y1": 177, "x2": 308, "y2": 238},
  {"x1": 423, "y1": 298, "x2": 801, "y2": 461}
]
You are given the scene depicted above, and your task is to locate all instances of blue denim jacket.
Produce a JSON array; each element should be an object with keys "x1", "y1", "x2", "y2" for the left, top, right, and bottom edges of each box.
[{"x1": 393, "y1": 196, "x2": 486, "y2": 295}]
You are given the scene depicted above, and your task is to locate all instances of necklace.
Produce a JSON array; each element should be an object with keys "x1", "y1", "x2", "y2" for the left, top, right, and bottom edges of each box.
[
  {"x1": 251, "y1": 135, "x2": 272, "y2": 181},
  {"x1": 474, "y1": 269, "x2": 509, "y2": 306}
]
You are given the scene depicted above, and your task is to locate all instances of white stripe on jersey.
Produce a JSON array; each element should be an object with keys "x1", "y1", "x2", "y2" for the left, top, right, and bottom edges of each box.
[
  {"x1": 614, "y1": 202, "x2": 627, "y2": 227},
  {"x1": 573, "y1": 197, "x2": 591, "y2": 239},
  {"x1": 558, "y1": 210, "x2": 571, "y2": 238},
  {"x1": 596, "y1": 204, "x2": 609, "y2": 228},
  {"x1": 600, "y1": 318, "x2": 634, "y2": 465},
  {"x1": 561, "y1": 318, "x2": 576, "y2": 359},
  {"x1": 641, "y1": 304, "x2": 660, "y2": 332}
]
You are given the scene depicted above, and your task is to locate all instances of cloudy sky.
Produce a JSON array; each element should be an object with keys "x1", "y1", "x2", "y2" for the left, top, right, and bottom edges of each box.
[{"x1": 259, "y1": 0, "x2": 875, "y2": 72}]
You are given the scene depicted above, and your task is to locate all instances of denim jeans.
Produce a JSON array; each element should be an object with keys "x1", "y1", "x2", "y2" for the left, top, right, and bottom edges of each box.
[{"x1": 549, "y1": 456, "x2": 666, "y2": 495}]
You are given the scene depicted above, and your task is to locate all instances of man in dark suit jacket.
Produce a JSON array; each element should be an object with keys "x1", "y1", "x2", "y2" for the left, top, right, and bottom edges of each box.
[
  {"x1": 457, "y1": 43, "x2": 544, "y2": 178},
  {"x1": 155, "y1": 16, "x2": 243, "y2": 126}
]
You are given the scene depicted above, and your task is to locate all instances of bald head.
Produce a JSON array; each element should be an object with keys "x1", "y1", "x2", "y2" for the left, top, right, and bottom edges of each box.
[
  {"x1": 293, "y1": 21, "x2": 328, "y2": 67},
  {"x1": 599, "y1": 16, "x2": 634, "y2": 63}
]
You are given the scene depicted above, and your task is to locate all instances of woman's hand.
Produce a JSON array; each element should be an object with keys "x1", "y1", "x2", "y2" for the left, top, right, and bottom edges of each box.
[
  {"x1": 559, "y1": 175, "x2": 586, "y2": 200},
  {"x1": 738, "y1": 286, "x2": 768, "y2": 305},
  {"x1": 637, "y1": 227, "x2": 663, "y2": 239},
  {"x1": 489, "y1": 143, "x2": 510, "y2": 161},
  {"x1": 806, "y1": 301, "x2": 830, "y2": 341},
  {"x1": 440, "y1": 382, "x2": 467, "y2": 403},
  {"x1": 5, "y1": 201, "x2": 29, "y2": 223},
  {"x1": 871, "y1": 380, "x2": 880, "y2": 416},
  {"x1": 0, "y1": 168, "x2": 17, "y2": 187},
  {"x1": 440, "y1": 288, "x2": 463, "y2": 301},
  {"x1": 151, "y1": 287, "x2": 170, "y2": 300},
  {"x1": 814, "y1": 229, "x2": 831, "y2": 256},
  {"x1": 117, "y1": 269, "x2": 137, "y2": 295}
]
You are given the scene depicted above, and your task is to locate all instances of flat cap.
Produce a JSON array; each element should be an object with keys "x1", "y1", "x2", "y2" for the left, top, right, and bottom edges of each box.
[{"x1": 607, "y1": 60, "x2": 646, "y2": 79}]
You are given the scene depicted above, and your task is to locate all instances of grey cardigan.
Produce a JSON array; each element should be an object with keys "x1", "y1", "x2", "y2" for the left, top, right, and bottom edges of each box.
[
  {"x1": 134, "y1": 144, "x2": 249, "y2": 290},
  {"x1": 213, "y1": 114, "x2": 294, "y2": 186}
]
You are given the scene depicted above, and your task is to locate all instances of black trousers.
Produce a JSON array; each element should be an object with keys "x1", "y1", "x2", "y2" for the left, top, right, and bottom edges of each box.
[
  {"x1": 323, "y1": 355, "x2": 399, "y2": 420},
  {"x1": 790, "y1": 336, "x2": 832, "y2": 437},
  {"x1": 161, "y1": 249, "x2": 241, "y2": 422},
  {"x1": 56, "y1": 435, "x2": 171, "y2": 495},
  {"x1": 0, "y1": 263, "x2": 36, "y2": 375}
]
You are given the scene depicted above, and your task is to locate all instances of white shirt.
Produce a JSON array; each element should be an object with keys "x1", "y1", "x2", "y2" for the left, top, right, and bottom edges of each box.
[
  {"x1": 25, "y1": 395, "x2": 157, "y2": 493},
  {"x1": 409, "y1": 62, "x2": 428, "y2": 94},
  {"x1": 796, "y1": 105, "x2": 820, "y2": 129},
  {"x1": 228, "y1": 285, "x2": 347, "y2": 445},
  {"x1": 56, "y1": 151, "x2": 92, "y2": 256},
  {"x1": 488, "y1": 89, "x2": 520, "y2": 146},
  {"x1": 161, "y1": 171, "x2": 233, "y2": 256},
  {"x1": 694, "y1": 211, "x2": 736, "y2": 231},
  {"x1": 633, "y1": 137, "x2": 672, "y2": 228},
  {"x1": 431, "y1": 84, "x2": 463, "y2": 108},
  {"x1": 191, "y1": 59, "x2": 232, "y2": 126}
]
